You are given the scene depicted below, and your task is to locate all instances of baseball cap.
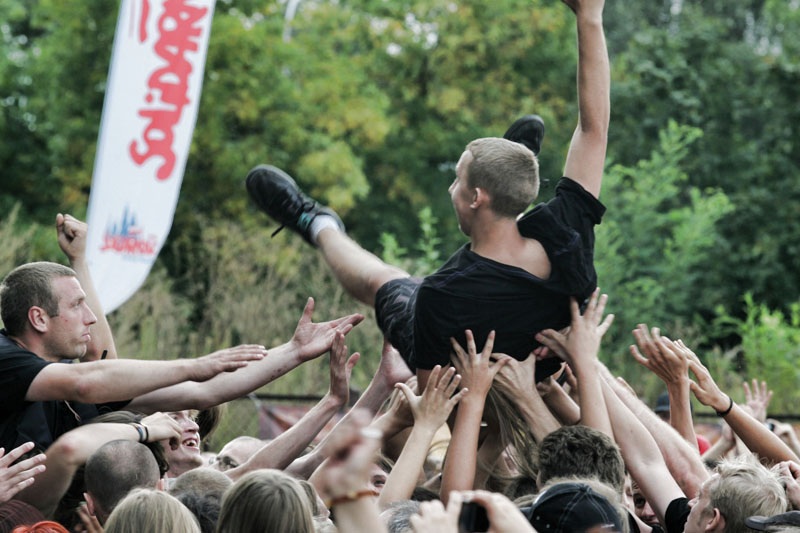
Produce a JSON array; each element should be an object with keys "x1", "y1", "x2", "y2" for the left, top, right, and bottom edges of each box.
[{"x1": 522, "y1": 482, "x2": 623, "y2": 533}]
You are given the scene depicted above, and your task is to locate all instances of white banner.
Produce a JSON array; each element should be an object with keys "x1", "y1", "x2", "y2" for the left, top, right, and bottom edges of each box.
[{"x1": 86, "y1": 0, "x2": 216, "y2": 312}]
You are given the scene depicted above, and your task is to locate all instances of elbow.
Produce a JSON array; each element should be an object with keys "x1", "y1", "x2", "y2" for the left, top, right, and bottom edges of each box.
[
  {"x1": 50, "y1": 434, "x2": 88, "y2": 469},
  {"x1": 73, "y1": 377, "x2": 99, "y2": 404}
]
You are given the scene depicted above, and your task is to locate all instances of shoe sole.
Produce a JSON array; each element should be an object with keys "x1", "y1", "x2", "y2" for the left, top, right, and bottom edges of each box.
[
  {"x1": 504, "y1": 114, "x2": 545, "y2": 155},
  {"x1": 245, "y1": 164, "x2": 300, "y2": 215}
]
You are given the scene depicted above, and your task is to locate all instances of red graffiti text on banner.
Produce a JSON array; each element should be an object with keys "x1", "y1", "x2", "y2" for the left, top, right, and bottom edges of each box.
[{"x1": 129, "y1": 0, "x2": 209, "y2": 181}]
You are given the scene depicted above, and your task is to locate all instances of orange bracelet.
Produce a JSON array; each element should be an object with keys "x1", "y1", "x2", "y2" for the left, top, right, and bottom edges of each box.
[{"x1": 324, "y1": 489, "x2": 379, "y2": 508}]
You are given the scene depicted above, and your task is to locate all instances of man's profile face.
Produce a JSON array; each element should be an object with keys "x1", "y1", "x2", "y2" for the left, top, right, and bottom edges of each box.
[
  {"x1": 685, "y1": 477, "x2": 715, "y2": 533},
  {"x1": 449, "y1": 150, "x2": 476, "y2": 237},
  {"x1": 43, "y1": 276, "x2": 97, "y2": 359}
]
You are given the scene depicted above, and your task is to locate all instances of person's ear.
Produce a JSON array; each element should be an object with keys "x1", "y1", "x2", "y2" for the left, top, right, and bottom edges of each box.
[
  {"x1": 706, "y1": 507, "x2": 725, "y2": 533},
  {"x1": 157, "y1": 477, "x2": 167, "y2": 491},
  {"x1": 471, "y1": 187, "x2": 489, "y2": 209},
  {"x1": 84, "y1": 492, "x2": 97, "y2": 516},
  {"x1": 28, "y1": 306, "x2": 49, "y2": 334}
]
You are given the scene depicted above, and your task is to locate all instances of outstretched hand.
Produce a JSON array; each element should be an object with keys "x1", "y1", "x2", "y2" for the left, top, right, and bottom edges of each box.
[
  {"x1": 0, "y1": 442, "x2": 47, "y2": 504},
  {"x1": 140, "y1": 412, "x2": 183, "y2": 443},
  {"x1": 328, "y1": 330, "x2": 360, "y2": 406},
  {"x1": 629, "y1": 325, "x2": 689, "y2": 386},
  {"x1": 191, "y1": 344, "x2": 267, "y2": 381},
  {"x1": 743, "y1": 379, "x2": 772, "y2": 423},
  {"x1": 450, "y1": 330, "x2": 510, "y2": 400},
  {"x1": 56, "y1": 213, "x2": 88, "y2": 263},
  {"x1": 396, "y1": 365, "x2": 466, "y2": 432},
  {"x1": 685, "y1": 347, "x2": 730, "y2": 413},
  {"x1": 535, "y1": 288, "x2": 614, "y2": 370},
  {"x1": 495, "y1": 351, "x2": 537, "y2": 402},
  {"x1": 290, "y1": 298, "x2": 364, "y2": 362}
]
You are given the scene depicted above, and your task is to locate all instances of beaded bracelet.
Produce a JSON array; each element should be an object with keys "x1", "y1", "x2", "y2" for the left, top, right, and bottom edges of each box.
[
  {"x1": 715, "y1": 396, "x2": 734, "y2": 417},
  {"x1": 323, "y1": 489, "x2": 379, "y2": 508}
]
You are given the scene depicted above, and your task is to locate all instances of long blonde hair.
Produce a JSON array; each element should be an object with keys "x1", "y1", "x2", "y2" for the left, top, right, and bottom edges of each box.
[{"x1": 103, "y1": 489, "x2": 200, "y2": 533}]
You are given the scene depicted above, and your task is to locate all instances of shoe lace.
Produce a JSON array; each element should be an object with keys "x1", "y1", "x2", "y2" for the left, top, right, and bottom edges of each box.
[{"x1": 270, "y1": 199, "x2": 316, "y2": 238}]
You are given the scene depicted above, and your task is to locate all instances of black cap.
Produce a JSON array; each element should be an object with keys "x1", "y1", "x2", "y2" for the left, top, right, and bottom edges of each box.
[
  {"x1": 745, "y1": 512, "x2": 800, "y2": 531},
  {"x1": 523, "y1": 482, "x2": 623, "y2": 533},
  {"x1": 654, "y1": 392, "x2": 670, "y2": 414}
]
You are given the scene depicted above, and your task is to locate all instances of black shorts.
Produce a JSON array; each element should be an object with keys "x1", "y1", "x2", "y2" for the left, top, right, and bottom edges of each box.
[{"x1": 374, "y1": 277, "x2": 422, "y2": 369}]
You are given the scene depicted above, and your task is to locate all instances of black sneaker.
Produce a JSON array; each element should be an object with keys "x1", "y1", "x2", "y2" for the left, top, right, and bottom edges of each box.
[
  {"x1": 246, "y1": 164, "x2": 344, "y2": 246},
  {"x1": 503, "y1": 114, "x2": 545, "y2": 156}
]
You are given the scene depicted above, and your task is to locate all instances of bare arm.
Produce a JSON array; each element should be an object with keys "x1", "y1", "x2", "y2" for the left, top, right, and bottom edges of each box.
[
  {"x1": 601, "y1": 364, "x2": 709, "y2": 499},
  {"x1": 536, "y1": 370, "x2": 582, "y2": 425},
  {"x1": 600, "y1": 377, "x2": 685, "y2": 525},
  {"x1": 285, "y1": 340, "x2": 413, "y2": 479},
  {"x1": 15, "y1": 414, "x2": 180, "y2": 517},
  {"x1": 440, "y1": 331, "x2": 509, "y2": 503},
  {"x1": 495, "y1": 354, "x2": 561, "y2": 442},
  {"x1": 561, "y1": 0, "x2": 610, "y2": 198},
  {"x1": 535, "y1": 289, "x2": 614, "y2": 437},
  {"x1": 56, "y1": 214, "x2": 116, "y2": 361},
  {"x1": 26, "y1": 347, "x2": 263, "y2": 404},
  {"x1": 128, "y1": 299, "x2": 363, "y2": 412},
  {"x1": 630, "y1": 325, "x2": 698, "y2": 451},
  {"x1": 379, "y1": 366, "x2": 465, "y2": 508},
  {"x1": 227, "y1": 331, "x2": 359, "y2": 481},
  {"x1": 686, "y1": 349, "x2": 799, "y2": 464}
]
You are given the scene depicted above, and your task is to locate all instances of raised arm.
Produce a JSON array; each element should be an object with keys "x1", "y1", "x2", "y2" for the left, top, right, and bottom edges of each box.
[
  {"x1": 440, "y1": 330, "x2": 510, "y2": 503},
  {"x1": 379, "y1": 365, "x2": 466, "y2": 508},
  {"x1": 560, "y1": 0, "x2": 610, "y2": 198},
  {"x1": 127, "y1": 298, "x2": 363, "y2": 413},
  {"x1": 600, "y1": 377, "x2": 685, "y2": 526},
  {"x1": 600, "y1": 364, "x2": 709, "y2": 499},
  {"x1": 286, "y1": 340, "x2": 413, "y2": 479},
  {"x1": 56, "y1": 214, "x2": 116, "y2": 361},
  {"x1": 535, "y1": 289, "x2": 614, "y2": 437},
  {"x1": 685, "y1": 344, "x2": 799, "y2": 464},
  {"x1": 227, "y1": 331, "x2": 359, "y2": 481},
  {"x1": 630, "y1": 325, "x2": 698, "y2": 451},
  {"x1": 494, "y1": 353, "x2": 561, "y2": 442},
  {"x1": 26, "y1": 346, "x2": 264, "y2": 404}
]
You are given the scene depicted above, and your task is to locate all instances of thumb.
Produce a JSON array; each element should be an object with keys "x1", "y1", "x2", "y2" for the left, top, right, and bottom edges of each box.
[{"x1": 395, "y1": 382, "x2": 417, "y2": 405}]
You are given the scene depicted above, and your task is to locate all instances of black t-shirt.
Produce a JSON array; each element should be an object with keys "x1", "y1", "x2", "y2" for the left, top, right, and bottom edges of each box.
[
  {"x1": 665, "y1": 497, "x2": 691, "y2": 533},
  {"x1": 0, "y1": 331, "x2": 127, "y2": 453},
  {"x1": 411, "y1": 178, "x2": 606, "y2": 370}
]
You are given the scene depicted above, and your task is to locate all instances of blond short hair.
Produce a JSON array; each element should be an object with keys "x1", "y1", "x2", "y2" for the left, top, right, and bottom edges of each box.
[{"x1": 465, "y1": 137, "x2": 539, "y2": 217}]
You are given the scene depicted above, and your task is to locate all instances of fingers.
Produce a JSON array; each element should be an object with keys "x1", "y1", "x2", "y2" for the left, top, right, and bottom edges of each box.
[
  {"x1": 465, "y1": 330, "x2": 478, "y2": 359},
  {"x1": 743, "y1": 380, "x2": 753, "y2": 402},
  {"x1": 489, "y1": 355, "x2": 512, "y2": 378},
  {"x1": 300, "y1": 297, "x2": 314, "y2": 324},
  {"x1": 535, "y1": 329, "x2": 568, "y2": 359},
  {"x1": 0, "y1": 442, "x2": 35, "y2": 468},
  {"x1": 443, "y1": 372, "x2": 463, "y2": 399},
  {"x1": 597, "y1": 312, "x2": 615, "y2": 336},
  {"x1": 345, "y1": 353, "x2": 360, "y2": 373},
  {"x1": 482, "y1": 330, "x2": 496, "y2": 357},
  {"x1": 449, "y1": 337, "x2": 468, "y2": 369},
  {"x1": 427, "y1": 365, "x2": 442, "y2": 391},
  {"x1": 395, "y1": 382, "x2": 417, "y2": 405},
  {"x1": 629, "y1": 344, "x2": 649, "y2": 366}
]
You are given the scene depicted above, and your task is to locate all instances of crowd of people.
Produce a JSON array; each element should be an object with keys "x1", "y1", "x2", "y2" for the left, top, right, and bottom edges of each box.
[{"x1": 2, "y1": 0, "x2": 800, "y2": 531}]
